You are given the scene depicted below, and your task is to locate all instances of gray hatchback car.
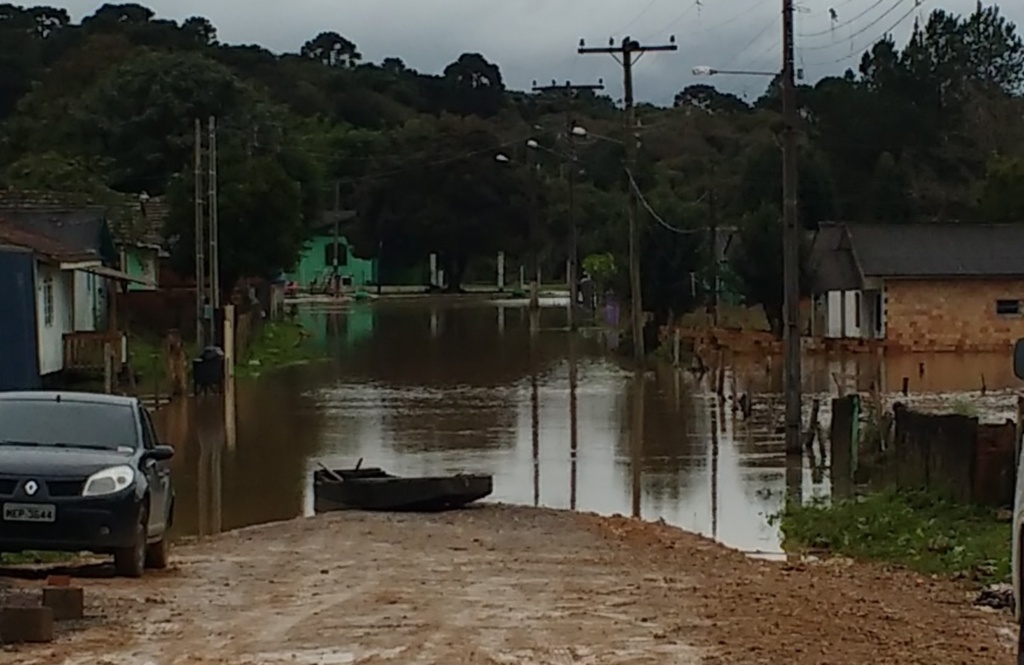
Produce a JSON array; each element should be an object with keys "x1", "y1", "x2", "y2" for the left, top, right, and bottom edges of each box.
[{"x1": 0, "y1": 391, "x2": 175, "y2": 577}]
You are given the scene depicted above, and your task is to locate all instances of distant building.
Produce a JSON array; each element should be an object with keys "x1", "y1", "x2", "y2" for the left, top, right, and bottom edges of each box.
[
  {"x1": 809, "y1": 222, "x2": 1024, "y2": 351},
  {"x1": 287, "y1": 211, "x2": 377, "y2": 291}
]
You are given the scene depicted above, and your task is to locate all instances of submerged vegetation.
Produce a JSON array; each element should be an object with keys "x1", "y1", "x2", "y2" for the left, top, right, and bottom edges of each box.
[
  {"x1": 237, "y1": 321, "x2": 321, "y2": 378},
  {"x1": 777, "y1": 490, "x2": 1011, "y2": 585}
]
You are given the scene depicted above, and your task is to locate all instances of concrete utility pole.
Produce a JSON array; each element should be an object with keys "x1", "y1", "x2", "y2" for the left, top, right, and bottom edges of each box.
[
  {"x1": 333, "y1": 181, "x2": 341, "y2": 297},
  {"x1": 208, "y1": 117, "x2": 220, "y2": 316},
  {"x1": 194, "y1": 118, "x2": 206, "y2": 348},
  {"x1": 531, "y1": 80, "x2": 604, "y2": 331},
  {"x1": 707, "y1": 188, "x2": 719, "y2": 328},
  {"x1": 578, "y1": 36, "x2": 677, "y2": 367},
  {"x1": 781, "y1": 0, "x2": 802, "y2": 455}
]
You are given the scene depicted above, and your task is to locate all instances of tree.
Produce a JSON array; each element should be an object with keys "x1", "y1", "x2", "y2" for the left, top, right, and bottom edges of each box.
[
  {"x1": 730, "y1": 205, "x2": 810, "y2": 334},
  {"x1": 978, "y1": 155, "x2": 1024, "y2": 222},
  {"x1": 166, "y1": 155, "x2": 306, "y2": 288},
  {"x1": 181, "y1": 16, "x2": 216, "y2": 46},
  {"x1": 674, "y1": 84, "x2": 748, "y2": 114},
  {"x1": 82, "y1": 3, "x2": 155, "y2": 28},
  {"x1": 442, "y1": 53, "x2": 504, "y2": 117},
  {"x1": 70, "y1": 51, "x2": 264, "y2": 192},
  {"x1": 300, "y1": 31, "x2": 361, "y2": 68},
  {"x1": 353, "y1": 114, "x2": 537, "y2": 290}
]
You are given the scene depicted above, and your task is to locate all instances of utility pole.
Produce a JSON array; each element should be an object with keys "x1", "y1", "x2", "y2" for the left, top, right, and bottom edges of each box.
[
  {"x1": 194, "y1": 118, "x2": 206, "y2": 348},
  {"x1": 208, "y1": 117, "x2": 220, "y2": 312},
  {"x1": 579, "y1": 36, "x2": 676, "y2": 367},
  {"x1": 333, "y1": 181, "x2": 341, "y2": 298},
  {"x1": 781, "y1": 0, "x2": 802, "y2": 455},
  {"x1": 531, "y1": 80, "x2": 604, "y2": 331},
  {"x1": 707, "y1": 189, "x2": 719, "y2": 328}
]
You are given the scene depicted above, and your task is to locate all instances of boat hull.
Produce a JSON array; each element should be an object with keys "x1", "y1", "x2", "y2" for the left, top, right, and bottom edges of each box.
[{"x1": 313, "y1": 470, "x2": 493, "y2": 513}]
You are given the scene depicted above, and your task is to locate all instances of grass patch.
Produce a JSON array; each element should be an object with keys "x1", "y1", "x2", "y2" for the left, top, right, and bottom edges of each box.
[
  {"x1": 0, "y1": 551, "x2": 77, "y2": 566},
  {"x1": 237, "y1": 321, "x2": 322, "y2": 378},
  {"x1": 777, "y1": 490, "x2": 1011, "y2": 584}
]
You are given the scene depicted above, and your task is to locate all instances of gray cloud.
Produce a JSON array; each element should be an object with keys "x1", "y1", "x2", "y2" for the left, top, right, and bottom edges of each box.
[{"x1": 55, "y1": 0, "x2": 1022, "y2": 105}]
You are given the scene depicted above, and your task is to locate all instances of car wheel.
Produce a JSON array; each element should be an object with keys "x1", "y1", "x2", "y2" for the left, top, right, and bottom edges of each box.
[
  {"x1": 145, "y1": 537, "x2": 169, "y2": 570},
  {"x1": 114, "y1": 512, "x2": 146, "y2": 578}
]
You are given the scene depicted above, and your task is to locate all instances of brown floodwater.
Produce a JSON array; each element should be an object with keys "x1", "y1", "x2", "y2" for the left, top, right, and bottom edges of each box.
[{"x1": 154, "y1": 299, "x2": 1018, "y2": 557}]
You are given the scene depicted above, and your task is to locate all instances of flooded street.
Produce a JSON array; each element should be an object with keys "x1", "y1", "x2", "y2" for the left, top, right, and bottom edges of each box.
[
  {"x1": 154, "y1": 299, "x2": 1019, "y2": 556},
  {"x1": 8, "y1": 298, "x2": 1018, "y2": 665}
]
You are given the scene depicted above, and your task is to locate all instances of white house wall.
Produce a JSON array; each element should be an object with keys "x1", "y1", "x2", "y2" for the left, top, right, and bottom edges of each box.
[
  {"x1": 35, "y1": 262, "x2": 73, "y2": 375},
  {"x1": 72, "y1": 270, "x2": 98, "y2": 331},
  {"x1": 825, "y1": 290, "x2": 867, "y2": 339}
]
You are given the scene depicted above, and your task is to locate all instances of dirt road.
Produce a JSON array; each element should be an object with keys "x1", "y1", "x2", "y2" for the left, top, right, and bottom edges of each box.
[{"x1": 0, "y1": 506, "x2": 1015, "y2": 664}]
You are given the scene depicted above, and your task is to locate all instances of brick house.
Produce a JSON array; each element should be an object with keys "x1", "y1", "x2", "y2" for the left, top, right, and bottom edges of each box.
[{"x1": 809, "y1": 222, "x2": 1024, "y2": 351}]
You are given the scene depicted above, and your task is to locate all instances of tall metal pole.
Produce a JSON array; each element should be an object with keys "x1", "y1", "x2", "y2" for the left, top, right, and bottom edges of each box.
[
  {"x1": 782, "y1": 0, "x2": 802, "y2": 455},
  {"x1": 194, "y1": 118, "x2": 205, "y2": 348},
  {"x1": 578, "y1": 36, "x2": 677, "y2": 368}
]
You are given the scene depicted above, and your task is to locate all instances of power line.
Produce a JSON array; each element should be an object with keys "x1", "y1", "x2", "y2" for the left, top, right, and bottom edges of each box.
[
  {"x1": 799, "y1": 0, "x2": 887, "y2": 38},
  {"x1": 619, "y1": 0, "x2": 661, "y2": 34},
  {"x1": 800, "y1": 0, "x2": 918, "y2": 51},
  {"x1": 721, "y1": 14, "x2": 782, "y2": 69},
  {"x1": 802, "y1": 0, "x2": 925, "y2": 66},
  {"x1": 639, "y1": 0, "x2": 700, "y2": 41},
  {"x1": 626, "y1": 168, "x2": 707, "y2": 235}
]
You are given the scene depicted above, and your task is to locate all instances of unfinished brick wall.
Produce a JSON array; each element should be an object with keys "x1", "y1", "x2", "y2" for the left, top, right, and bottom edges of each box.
[{"x1": 885, "y1": 278, "x2": 1024, "y2": 351}]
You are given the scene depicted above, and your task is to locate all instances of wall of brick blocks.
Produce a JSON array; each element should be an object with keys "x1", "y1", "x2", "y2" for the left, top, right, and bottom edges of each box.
[{"x1": 885, "y1": 278, "x2": 1024, "y2": 351}]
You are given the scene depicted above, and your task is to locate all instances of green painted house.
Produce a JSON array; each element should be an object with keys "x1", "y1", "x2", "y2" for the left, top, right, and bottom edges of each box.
[{"x1": 288, "y1": 211, "x2": 378, "y2": 289}]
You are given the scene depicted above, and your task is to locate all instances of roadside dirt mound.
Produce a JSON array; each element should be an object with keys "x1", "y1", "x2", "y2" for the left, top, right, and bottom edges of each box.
[{"x1": 589, "y1": 513, "x2": 1016, "y2": 664}]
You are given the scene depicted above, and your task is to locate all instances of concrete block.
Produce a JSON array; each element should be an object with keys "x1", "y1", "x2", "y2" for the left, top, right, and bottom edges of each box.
[
  {"x1": 42, "y1": 586, "x2": 84, "y2": 620},
  {"x1": 0, "y1": 606, "x2": 54, "y2": 643}
]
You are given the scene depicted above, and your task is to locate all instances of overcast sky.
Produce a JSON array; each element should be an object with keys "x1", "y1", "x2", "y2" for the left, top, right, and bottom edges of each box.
[{"x1": 53, "y1": 0, "x2": 1020, "y2": 105}]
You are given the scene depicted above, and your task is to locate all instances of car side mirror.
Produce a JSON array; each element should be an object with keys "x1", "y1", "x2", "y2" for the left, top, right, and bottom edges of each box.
[
  {"x1": 144, "y1": 445, "x2": 175, "y2": 462},
  {"x1": 1015, "y1": 339, "x2": 1024, "y2": 381}
]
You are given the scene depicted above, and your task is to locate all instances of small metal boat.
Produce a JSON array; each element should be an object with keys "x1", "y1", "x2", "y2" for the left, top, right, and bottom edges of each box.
[{"x1": 313, "y1": 461, "x2": 493, "y2": 513}]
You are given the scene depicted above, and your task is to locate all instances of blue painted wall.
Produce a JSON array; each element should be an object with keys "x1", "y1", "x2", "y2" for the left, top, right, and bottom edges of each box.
[{"x1": 0, "y1": 249, "x2": 41, "y2": 390}]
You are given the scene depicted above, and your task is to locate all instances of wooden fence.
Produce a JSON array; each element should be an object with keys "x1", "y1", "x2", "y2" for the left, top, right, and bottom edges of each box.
[{"x1": 830, "y1": 395, "x2": 1017, "y2": 506}]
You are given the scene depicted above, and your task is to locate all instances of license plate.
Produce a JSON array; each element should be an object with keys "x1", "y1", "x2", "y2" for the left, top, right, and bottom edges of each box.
[{"x1": 3, "y1": 503, "x2": 56, "y2": 523}]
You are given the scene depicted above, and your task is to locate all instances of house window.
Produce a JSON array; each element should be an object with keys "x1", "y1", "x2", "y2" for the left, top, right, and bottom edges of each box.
[
  {"x1": 43, "y1": 274, "x2": 54, "y2": 327},
  {"x1": 996, "y1": 299, "x2": 1021, "y2": 316},
  {"x1": 853, "y1": 292, "x2": 861, "y2": 329},
  {"x1": 324, "y1": 242, "x2": 348, "y2": 268}
]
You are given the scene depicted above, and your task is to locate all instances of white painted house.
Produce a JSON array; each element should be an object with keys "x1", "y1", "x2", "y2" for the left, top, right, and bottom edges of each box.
[{"x1": 0, "y1": 212, "x2": 138, "y2": 378}]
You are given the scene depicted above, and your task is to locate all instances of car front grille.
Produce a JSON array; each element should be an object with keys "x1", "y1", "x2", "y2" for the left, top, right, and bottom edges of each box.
[
  {"x1": 46, "y1": 480, "x2": 86, "y2": 498},
  {"x1": 0, "y1": 477, "x2": 86, "y2": 498}
]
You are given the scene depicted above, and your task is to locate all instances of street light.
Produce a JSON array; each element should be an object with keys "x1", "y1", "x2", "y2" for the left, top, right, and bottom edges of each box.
[
  {"x1": 495, "y1": 153, "x2": 510, "y2": 163},
  {"x1": 526, "y1": 139, "x2": 539, "y2": 150},
  {"x1": 692, "y1": 64, "x2": 804, "y2": 80}
]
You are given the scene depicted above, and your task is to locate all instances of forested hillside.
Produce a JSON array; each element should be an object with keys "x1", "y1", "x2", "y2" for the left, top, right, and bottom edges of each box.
[{"x1": 0, "y1": 2, "x2": 1021, "y2": 325}]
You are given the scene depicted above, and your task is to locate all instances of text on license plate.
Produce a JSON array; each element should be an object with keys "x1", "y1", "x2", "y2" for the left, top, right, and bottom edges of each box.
[{"x1": 2, "y1": 503, "x2": 56, "y2": 523}]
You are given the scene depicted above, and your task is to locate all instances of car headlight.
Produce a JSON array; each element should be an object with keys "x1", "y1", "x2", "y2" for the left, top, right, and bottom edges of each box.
[{"x1": 82, "y1": 466, "x2": 135, "y2": 497}]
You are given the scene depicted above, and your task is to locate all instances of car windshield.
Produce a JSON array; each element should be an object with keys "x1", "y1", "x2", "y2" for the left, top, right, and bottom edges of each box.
[{"x1": 0, "y1": 400, "x2": 139, "y2": 451}]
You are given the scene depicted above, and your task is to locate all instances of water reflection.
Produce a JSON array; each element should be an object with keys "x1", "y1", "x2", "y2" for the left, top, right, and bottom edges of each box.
[{"x1": 156, "y1": 299, "x2": 1018, "y2": 556}]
